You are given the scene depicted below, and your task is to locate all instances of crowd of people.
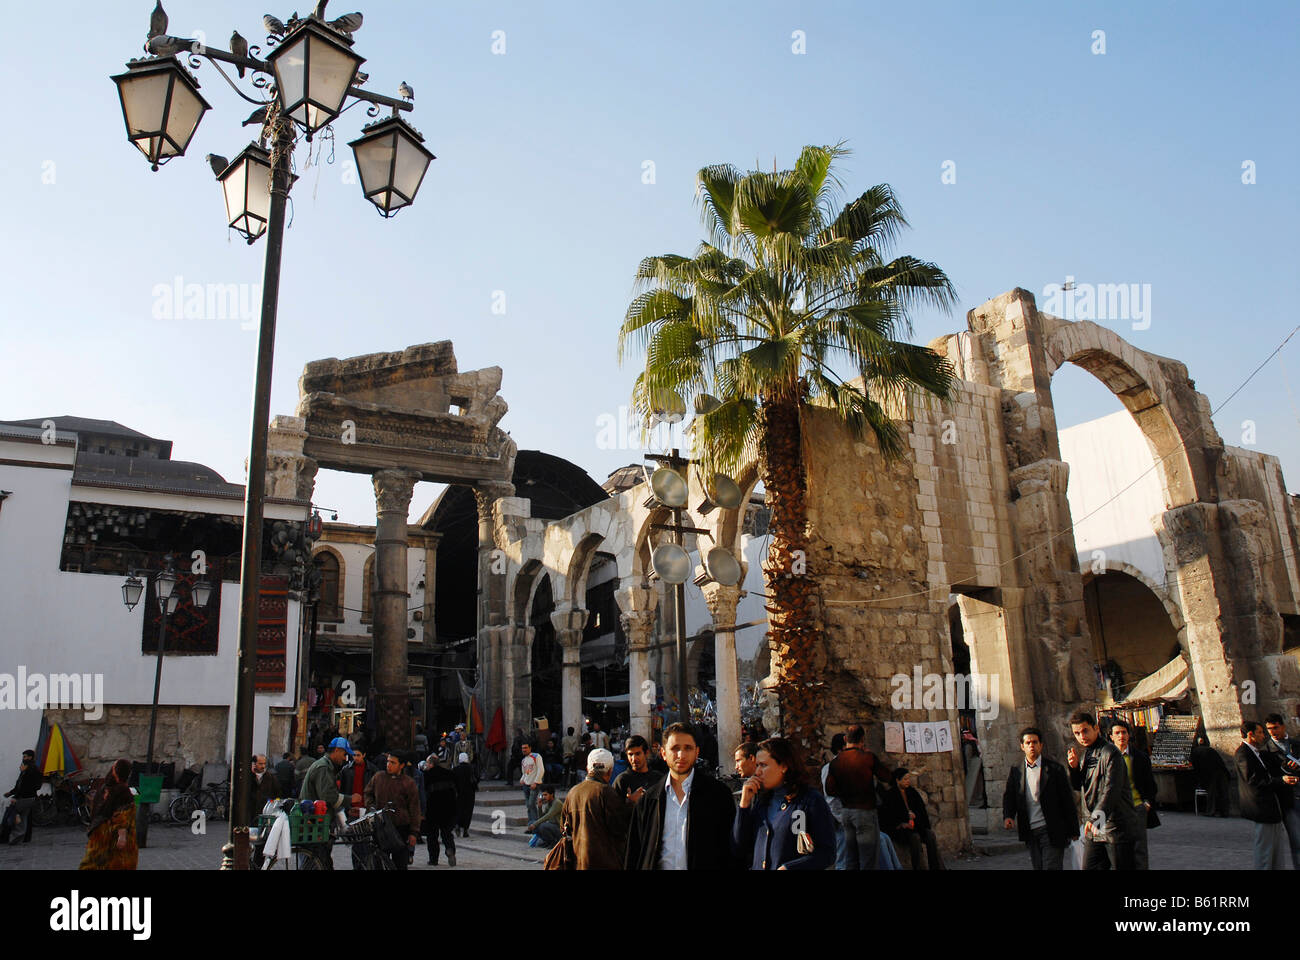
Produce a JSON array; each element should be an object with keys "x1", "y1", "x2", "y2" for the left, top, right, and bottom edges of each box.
[
  {"x1": 1000, "y1": 711, "x2": 1300, "y2": 871},
  {"x1": 531, "y1": 720, "x2": 938, "y2": 871},
  {"x1": 3, "y1": 708, "x2": 1296, "y2": 873}
]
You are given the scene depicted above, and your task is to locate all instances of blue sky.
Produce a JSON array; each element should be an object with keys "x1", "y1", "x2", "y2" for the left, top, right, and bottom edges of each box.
[{"x1": 1, "y1": 1, "x2": 1296, "y2": 523}]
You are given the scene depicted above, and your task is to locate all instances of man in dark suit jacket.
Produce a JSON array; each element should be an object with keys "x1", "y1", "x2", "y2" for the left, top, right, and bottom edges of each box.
[
  {"x1": 1264, "y1": 713, "x2": 1300, "y2": 869},
  {"x1": 1236, "y1": 720, "x2": 1299, "y2": 870},
  {"x1": 1002, "y1": 726, "x2": 1078, "y2": 869},
  {"x1": 1068, "y1": 711, "x2": 1141, "y2": 870},
  {"x1": 625, "y1": 722, "x2": 736, "y2": 870},
  {"x1": 1109, "y1": 720, "x2": 1160, "y2": 869}
]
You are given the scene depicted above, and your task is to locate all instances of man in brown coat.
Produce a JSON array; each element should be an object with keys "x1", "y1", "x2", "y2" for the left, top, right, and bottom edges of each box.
[
  {"x1": 365, "y1": 752, "x2": 422, "y2": 870},
  {"x1": 561, "y1": 748, "x2": 633, "y2": 869}
]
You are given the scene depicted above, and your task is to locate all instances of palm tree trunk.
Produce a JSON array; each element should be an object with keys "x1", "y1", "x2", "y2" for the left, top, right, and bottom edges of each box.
[{"x1": 759, "y1": 391, "x2": 824, "y2": 762}]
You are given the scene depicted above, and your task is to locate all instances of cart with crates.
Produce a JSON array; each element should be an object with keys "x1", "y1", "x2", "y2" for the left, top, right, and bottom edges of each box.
[
  {"x1": 252, "y1": 802, "x2": 397, "y2": 870},
  {"x1": 253, "y1": 801, "x2": 333, "y2": 870}
]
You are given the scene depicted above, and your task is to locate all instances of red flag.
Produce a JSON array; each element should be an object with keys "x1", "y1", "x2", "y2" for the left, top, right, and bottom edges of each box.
[{"x1": 486, "y1": 707, "x2": 507, "y2": 752}]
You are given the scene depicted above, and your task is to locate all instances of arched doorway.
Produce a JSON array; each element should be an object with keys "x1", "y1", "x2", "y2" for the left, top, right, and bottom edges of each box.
[
  {"x1": 530, "y1": 575, "x2": 559, "y2": 730},
  {"x1": 1082, "y1": 569, "x2": 1185, "y2": 707}
]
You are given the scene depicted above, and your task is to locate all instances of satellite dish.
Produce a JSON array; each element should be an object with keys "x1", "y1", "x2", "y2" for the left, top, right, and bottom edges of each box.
[
  {"x1": 694, "y1": 393, "x2": 722, "y2": 415},
  {"x1": 651, "y1": 543, "x2": 691, "y2": 584},
  {"x1": 705, "y1": 547, "x2": 743, "y2": 586},
  {"x1": 650, "y1": 468, "x2": 688, "y2": 507},
  {"x1": 710, "y1": 475, "x2": 743, "y2": 510},
  {"x1": 650, "y1": 388, "x2": 687, "y2": 424}
]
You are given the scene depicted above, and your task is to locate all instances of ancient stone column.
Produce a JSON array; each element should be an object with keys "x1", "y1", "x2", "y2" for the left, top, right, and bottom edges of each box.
[
  {"x1": 505, "y1": 624, "x2": 534, "y2": 737},
  {"x1": 372, "y1": 468, "x2": 421, "y2": 750},
  {"x1": 702, "y1": 581, "x2": 744, "y2": 771},
  {"x1": 616, "y1": 584, "x2": 658, "y2": 742},
  {"x1": 474, "y1": 482, "x2": 514, "y2": 728},
  {"x1": 551, "y1": 606, "x2": 588, "y2": 736}
]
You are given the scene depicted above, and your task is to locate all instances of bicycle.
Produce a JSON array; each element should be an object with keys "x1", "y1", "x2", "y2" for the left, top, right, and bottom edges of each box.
[
  {"x1": 169, "y1": 778, "x2": 229, "y2": 824},
  {"x1": 254, "y1": 804, "x2": 398, "y2": 870},
  {"x1": 31, "y1": 772, "x2": 95, "y2": 828}
]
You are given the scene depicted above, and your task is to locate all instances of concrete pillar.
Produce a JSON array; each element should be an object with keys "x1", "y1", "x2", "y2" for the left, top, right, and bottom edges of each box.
[
  {"x1": 372, "y1": 468, "x2": 421, "y2": 750},
  {"x1": 702, "y1": 581, "x2": 744, "y2": 773},
  {"x1": 615, "y1": 584, "x2": 658, "y2": 742},
  {"x1": 551, "y1": 605, "x2": 588, "y2": 737}
]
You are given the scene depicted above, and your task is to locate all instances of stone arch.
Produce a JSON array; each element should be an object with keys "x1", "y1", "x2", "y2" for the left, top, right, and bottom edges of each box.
[
  {"x1": 565, "y1": 531, "x2": 609, "y2": 611},
  {"x1": 1080, "y1": 559, "x2": 1186, "y2": 638},
  {"x1": 713, "y1": 459, "x2": 763, "y2": 559},
  {"x1": 1042, "y1": 319, "x2": 1222, "y2": 508},
  {"x1": 311, "y1": 545, "x2": 345, "y2": 622},
  {"x1": 512, "y1": 558, "x2": 544, "y2": 626}
]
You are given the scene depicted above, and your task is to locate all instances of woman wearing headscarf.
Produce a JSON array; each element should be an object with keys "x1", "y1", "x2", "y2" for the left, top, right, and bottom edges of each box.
[
  {"x1": 452, "y1": 751, "x2": 478, "y2": 838},
  {"x1": 79, "y1": 759, "x2": 137, "y2": 870},
  {"x1": 733, "y1": 737, "x2": 836, "y2": 870}
]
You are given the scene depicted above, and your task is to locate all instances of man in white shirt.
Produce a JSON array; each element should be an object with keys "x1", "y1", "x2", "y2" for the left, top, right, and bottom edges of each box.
[
  {"x1": 1002, "y1": 726, "x2": 1077, "y2": 869},
  {"x1": 624, "y1": 722, "x2": 736, "y2": 870},
  {"x1": 590, "y1": 723, "x2": 610, "y2": 751},
  {"x1": 519, "y1": 742, "x2": 545, "y2": 823}
]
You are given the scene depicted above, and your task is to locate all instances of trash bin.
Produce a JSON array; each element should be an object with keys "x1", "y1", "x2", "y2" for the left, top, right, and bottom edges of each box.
[{"x1": 136, "y1": 774, "x2": 163, "y2": 804}]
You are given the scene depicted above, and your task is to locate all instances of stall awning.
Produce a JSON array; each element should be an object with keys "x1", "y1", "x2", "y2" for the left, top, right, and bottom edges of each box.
[{"x1": 1119, "y1": 657, "x2": 1190, "y2": 706}]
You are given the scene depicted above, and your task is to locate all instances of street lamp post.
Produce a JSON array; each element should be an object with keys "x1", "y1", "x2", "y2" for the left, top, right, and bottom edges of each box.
[
  {"x1": 112, "y1": 3, "x2": 433, "y2": 869},
  {"x1": 122, "y1": 555, "x2": 212, "y2": 847}
]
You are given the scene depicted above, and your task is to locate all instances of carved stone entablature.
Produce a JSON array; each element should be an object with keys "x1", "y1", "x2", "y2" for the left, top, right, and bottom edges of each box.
[{"x1": 295, "y1": 342, "x2": 515, "y2": 484}]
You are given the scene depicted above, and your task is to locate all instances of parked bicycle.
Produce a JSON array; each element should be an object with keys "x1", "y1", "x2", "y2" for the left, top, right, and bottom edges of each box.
[
  {"x1": 31, "y1": 771, "x2": 95, "y2": 827},
  {"x1": 169, "y1": 777, "x2": 229, "y2": 824}
]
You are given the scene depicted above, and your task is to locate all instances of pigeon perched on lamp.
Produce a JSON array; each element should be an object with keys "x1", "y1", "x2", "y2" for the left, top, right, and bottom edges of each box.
[
  {"x1": 398, "y1": 81, "x2": 414, "y2": 101},
  {"x1": 263, "y1": 14, "x2": 286, "y2": 37},
  {"x1": 146, "y1": 34, "x2": 197, "y2": 56},
  {"x1": 148, "y1": 1, "x2": 168, "y2": 39},
  {"x1": 242, "y1": 105, "x2": 270, "y2": 127},
  {"x1": 205, "y1": 154, "x2": 230, "y2": 178},
  {"x1": 328, "y1": 12, "x2": 362, "y2": 36},
  {"x1": 230, "y1": 30, "x2": 249, "y2": 77}
]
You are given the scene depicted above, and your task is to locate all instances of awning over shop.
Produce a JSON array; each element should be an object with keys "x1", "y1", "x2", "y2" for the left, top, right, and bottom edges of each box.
[{"x1": 1119, "y1": 657, "x2": 1190, "y2": 706}]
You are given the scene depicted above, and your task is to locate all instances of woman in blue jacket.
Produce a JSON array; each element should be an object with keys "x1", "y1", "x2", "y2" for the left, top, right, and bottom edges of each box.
[{"x1": 733, "y1": 737, "x2": 837, "y2": 870}]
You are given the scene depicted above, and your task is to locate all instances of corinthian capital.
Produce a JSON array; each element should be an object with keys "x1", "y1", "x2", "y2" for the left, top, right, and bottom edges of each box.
[
  {"x1": 473, "y1": 481, "x2": 516, "y2": 523},
  {"x1": 373, "y1": 468, "x2": 422, "y2": 515}
]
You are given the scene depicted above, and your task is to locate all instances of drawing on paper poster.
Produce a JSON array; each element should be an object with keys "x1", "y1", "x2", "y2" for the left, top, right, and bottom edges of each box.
[
  {"x1": 921, "y1": 724, "x2": 937, "y2": 753},
  {"x1": 903, "y1": 722, "x2": 921, "y2": 753},
  {"x1": 884, "y1": 722, "x2": 905, "y2": 754},
  {"x1": 934, "y1": 722, "x2": 951, "y2": 752}
]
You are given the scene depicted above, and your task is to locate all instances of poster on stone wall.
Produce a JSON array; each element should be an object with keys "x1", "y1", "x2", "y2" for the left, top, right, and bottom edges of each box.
[
  {"x1": 902, "y1": 722, "x2": 920, "y2": 752},
  {"x1": 885, "y1": 722, "x2": 904, "y2": 753},
  {"x1": 934, "y1": 721, "x2": 952, "y2": 752}
]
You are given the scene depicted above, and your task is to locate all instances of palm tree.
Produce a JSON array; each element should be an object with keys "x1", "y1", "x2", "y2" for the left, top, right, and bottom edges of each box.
[{"x1": 618, "y1": 143, "x2": 956, "y2": 759}]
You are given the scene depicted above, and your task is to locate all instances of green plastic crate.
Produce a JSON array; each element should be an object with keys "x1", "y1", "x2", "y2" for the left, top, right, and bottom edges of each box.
[
  {"x1": 256, "y1": 812, "x2": 330, "y2": 844},
  {"x1": 135, "y1": 775, "x2": 163, "y2": 804}
]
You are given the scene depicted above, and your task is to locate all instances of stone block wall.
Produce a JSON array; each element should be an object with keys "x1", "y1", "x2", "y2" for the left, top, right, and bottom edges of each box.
[
  {"x1": 45, "y1": 705, "x2": 229, "y2": 774},
  {"x1": 802, "y1": 403, "x2": 971, "y2": 853}
]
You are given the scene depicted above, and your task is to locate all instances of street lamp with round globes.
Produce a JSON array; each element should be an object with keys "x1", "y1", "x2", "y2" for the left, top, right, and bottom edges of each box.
[
  {"x1": 267, "y1": 19, "x2": 365, "y2": 140},
  {"x1": 349, "y1": 115, "x2": 436, "y2": 218},
  {"x1": 111, "y1": 57, "x2": 211, "y2": 171}
]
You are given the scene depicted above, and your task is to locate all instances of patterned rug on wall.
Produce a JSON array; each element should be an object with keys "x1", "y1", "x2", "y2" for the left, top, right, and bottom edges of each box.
[{"x1": 255, "y1": 575, "x2": 288, "y2": 693}]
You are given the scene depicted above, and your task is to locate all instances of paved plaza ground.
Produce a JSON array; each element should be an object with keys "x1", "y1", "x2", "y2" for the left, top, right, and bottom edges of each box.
[{"x1": 0, "y1": 777, "x2": 1266, "y2": 871}]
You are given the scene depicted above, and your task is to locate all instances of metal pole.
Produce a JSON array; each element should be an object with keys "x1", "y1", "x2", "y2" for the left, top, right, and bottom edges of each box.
[
  {"x1": 138, "y1": 580, "x2": 168, "y2": 849},
  {"x1": 227, "y1": 120, "x2": 294, "y2": 870},
  {"x1": 672, "y1": 504, "x2": 688, "y2": 724}
]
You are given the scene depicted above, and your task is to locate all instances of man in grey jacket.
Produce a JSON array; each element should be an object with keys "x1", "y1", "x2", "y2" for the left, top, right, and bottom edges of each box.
[{"x1": 1067, "y1": 711, "x2": 1140, "y2": 870}]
